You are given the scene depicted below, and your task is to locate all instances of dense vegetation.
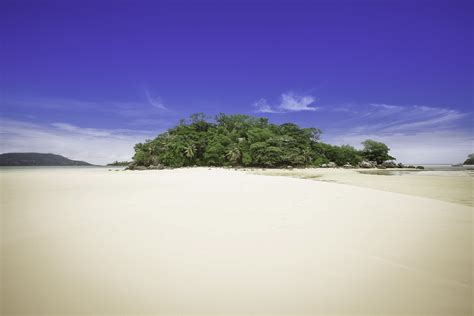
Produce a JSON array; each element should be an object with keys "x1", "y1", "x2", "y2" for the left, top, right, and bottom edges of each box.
[
  {"x1": 0, "y1": 153, "x2": 92, "y2": 166},
  {"x1": 463, "y1": 154, "x2": 474, "y2": 165},
  {"x1": 132, "y1": 113, "x2": 395, "y2": 168}
]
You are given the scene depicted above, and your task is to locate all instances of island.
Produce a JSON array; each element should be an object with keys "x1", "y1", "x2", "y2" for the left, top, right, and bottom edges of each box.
[
  {"x1": 130, "y1": 113, "x2": 397, "y2": 169},
  {"x1": 0, "y1": 153, "x2": 92, "y2": 166}
]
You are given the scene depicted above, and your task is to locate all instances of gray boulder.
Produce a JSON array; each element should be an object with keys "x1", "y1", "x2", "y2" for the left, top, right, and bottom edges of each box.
[
  {"x1": 148, "y1": 164, "x2": 165, "y2": 170},
  {"x1": 126, "y1": 162, "x2": 137, "y2": 170},
  {"x1": 133, "y1": 165, "x2": 148, "y2": 170},
  {"x1": 343, "y1": 163, "x2": 353, "y2": 168},
  {"x1": 416, "y1": 165, "x2": 425, "y2": 169},
  {"x1": 376, "y1": 165, "x2": 387, "y2": 169},
  {"x1": 382, "y1": 160, "x2": 398, "y2": 168},
  {"x1": 327, "y1": 162, "x2": 337, "y2": 168},
  {"x1": 397, "y1": 163, "x2": 405, "y2": 168},
  {"x1": 359, "y1": 160, "x2": 374, "y2": 168}
]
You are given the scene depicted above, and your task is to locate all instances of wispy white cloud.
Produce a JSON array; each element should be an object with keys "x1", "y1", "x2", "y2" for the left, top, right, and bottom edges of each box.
[
  {"x1": 327, "y1": 103, "x2": 467, "y2": 134},
  {"x1": 279, "y1": 93, "x2": 318, "y2": 112},
  {"x1": 0, "y1": 119, "x2": 159, "y2": 165},
  {"x1": 369, "y1": 103, "x2": 402, "y2": 110},
  {"x1": 253, "y1": 98, "x2": 280, "y2": 113},
  {"x1": 254, "y1": 92, "x2": 318, "y2": 113},
  {"x1": 145, "y1": 90, "x2": 167, "y2": 110},
  {"x1": 322, "y1": 103, "x2": 472, "y2": 164},
  {"x1": 325, "y1": 130, "x2": 473, "y2": 164},
  {"x1": 3, "y1": 95, "x2": 173, "y2": 127},
  {"x1": 50, "y1": 123, "x2": 114, "y2": 137}
]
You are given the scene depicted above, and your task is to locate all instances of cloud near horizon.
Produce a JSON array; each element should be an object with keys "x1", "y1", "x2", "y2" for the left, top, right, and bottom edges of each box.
[
  {"x1": 1, "y1": 95, "x2": 471, "y2": 164},
  {"x1": 254, "y1": 92, "x2": 318, "y2": 113},
  {"x1": 321, "y1": 103, "x2": 473, "y2": 164},
  {"x1": 0, "y1": 119, "x2": 159, "y2": 165}
]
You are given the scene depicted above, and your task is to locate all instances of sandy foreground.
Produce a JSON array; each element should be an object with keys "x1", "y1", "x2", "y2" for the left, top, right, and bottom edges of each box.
[{"x1": 1, "y1": 167, "x2": 472, "y2": 315}]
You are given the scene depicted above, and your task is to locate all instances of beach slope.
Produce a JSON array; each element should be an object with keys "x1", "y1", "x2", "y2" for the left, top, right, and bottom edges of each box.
[{"x1": 1, "y1": 168, "x2": 472, "y2": 315}]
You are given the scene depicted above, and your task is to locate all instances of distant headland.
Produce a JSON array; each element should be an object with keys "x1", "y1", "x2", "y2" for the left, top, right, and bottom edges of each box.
[{"x1": 0, "y1": 153, "x2": 93, "y2": 166}]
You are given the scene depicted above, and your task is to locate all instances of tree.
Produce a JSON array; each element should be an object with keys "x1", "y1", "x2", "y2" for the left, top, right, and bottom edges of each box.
[
  {"x1": 226, "y1": 146, "x2": 241, "y2": 165},
  {"x1": 131, "y1": 113, "x2": 396, "y2": 168},
  {"x1": 183, "y1": 143, "x2": 196, "y2": 159},
  {"x1": 325, "y1": 144, "x2": 362, "y2": 166},
  {"x1": 361, "y1": 139, "x2": 395, "y2": 164},
  {"x1": 463, "y1": 153, "x2": 474, "y2": 165}
]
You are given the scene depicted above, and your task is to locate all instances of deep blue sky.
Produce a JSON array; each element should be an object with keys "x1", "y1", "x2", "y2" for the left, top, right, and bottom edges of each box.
[{"x1": 1, "y1": 0, "x2": 472, "y2": 163}]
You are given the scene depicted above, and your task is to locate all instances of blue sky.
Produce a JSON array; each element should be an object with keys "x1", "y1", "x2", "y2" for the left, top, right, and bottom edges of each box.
[{"x1": 1, "y1": 0, "x2": 472, "y2": 164}]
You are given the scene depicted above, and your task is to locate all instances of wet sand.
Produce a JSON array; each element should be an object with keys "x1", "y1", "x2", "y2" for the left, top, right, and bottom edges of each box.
[
  {"x1": 1, "y1": 167, "x2": 472, "y2": 315},
  {"x1": 252, "y1": 168, "x2": 474, "y2": 206}
]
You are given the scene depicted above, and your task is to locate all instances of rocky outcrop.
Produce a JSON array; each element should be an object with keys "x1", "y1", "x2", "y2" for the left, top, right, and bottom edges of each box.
[
  {"x1": 382, "y1": 161, "x2": 398, "y2": 168},
  {"x1": 359, "y1": 160, "x2": 374, "y2": 168},
  {"x1": 148, "y1": 164, "x2": 165, "y2": 170},
  {"x1": 320, "y1": 162, "x2": 337, "y2": 168},
  {"x1": 126, "y1": 162, "x2": 164, "y2": 170}
]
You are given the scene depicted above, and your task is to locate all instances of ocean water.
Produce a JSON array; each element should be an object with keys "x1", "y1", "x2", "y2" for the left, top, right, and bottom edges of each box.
[{"x1": 419, "y1": 164, "x2": 474, "y2": 171}]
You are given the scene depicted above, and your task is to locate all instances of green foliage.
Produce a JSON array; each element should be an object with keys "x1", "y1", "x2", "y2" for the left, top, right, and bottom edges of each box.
[
  {"x1": 464, "y1": 153, "x2": 474, "y2": 165},
  {"x1": 312, "y1": 156, "x2": 329, "y2": 167},
  {"x1": 324, "y1": 144, "x2": 363, "y2": 166},
  {"x1": 132, "y1": 114, "x2": 395, "y2": 168},
  {"x1": 107, "y1": 160, "x2": 130, "y2": 166},
  {"x1": 361, "y1": 139, "x2": 395, "y2": 164}
]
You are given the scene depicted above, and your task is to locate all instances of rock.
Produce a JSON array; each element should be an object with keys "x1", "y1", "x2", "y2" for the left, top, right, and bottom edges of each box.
[
  {"x1": 343, "y1": 163, "x2": 353, "y2": 168},
  {"x1": 327, "y1": 162, "x2": 337, "y2": 168},
  {"x1": 133, "y1": 166, "x2": 148, "y2": 170},
  {"x1": 286, "y1": 165, "x2": 293, "y2": 170},
  {"x1": 407, "y1": 165, "x2": 416, "y2": 169},
  {"x1": 397, "y1": 163, "x2": 405, "y2": 168},
  {"x1": 126, "y1": 161, "x2": 137, "y2": 170},
  {"x1": 382, "y1": 160, "x2": 398, "y2": 168},
  {"x1": 359, "y1": 160, "x2": 374, "y2": 168},
  {"x1": 147, "y1": 164, "x2": 165, "y2": 170},
  {"x1": 320, "y1": 164, "x2": 328, "y2": 168},
  {"x1": 376, "y1": 165, "x2": 387, "y2": 169},
  {"x1": 416, "y1": 165, "x2": 425, "y2": 169}
]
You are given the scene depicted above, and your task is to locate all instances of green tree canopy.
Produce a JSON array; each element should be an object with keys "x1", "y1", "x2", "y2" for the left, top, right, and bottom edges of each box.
[
  {"x1": 131, "y1": 114, "x2": 395, "y2": 168},
  {"x1": 361, "y1": 139, "x2": 395, "y2": 164},
  {"x1": 463, "y1": 153, "x2": 474, "y2": 165}
]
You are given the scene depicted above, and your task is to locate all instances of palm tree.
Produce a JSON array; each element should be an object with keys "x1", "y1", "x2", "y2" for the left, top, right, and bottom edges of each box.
[
  {"x1": 184, "y1": 143, "x2": 196, "y2": 159},
  {"x1": 226, "y1": 146, "x2": 241, "y2": 164}
]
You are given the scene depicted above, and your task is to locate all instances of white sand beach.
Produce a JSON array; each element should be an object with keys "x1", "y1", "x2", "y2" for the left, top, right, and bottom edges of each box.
[{"x1": 1, "y1": 167, "x2": 472, "y2": 315}]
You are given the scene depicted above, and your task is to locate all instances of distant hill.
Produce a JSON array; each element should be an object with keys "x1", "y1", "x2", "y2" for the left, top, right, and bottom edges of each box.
[{"x1": 0, "y1": 153, "x2": 93, "y2": 166}]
